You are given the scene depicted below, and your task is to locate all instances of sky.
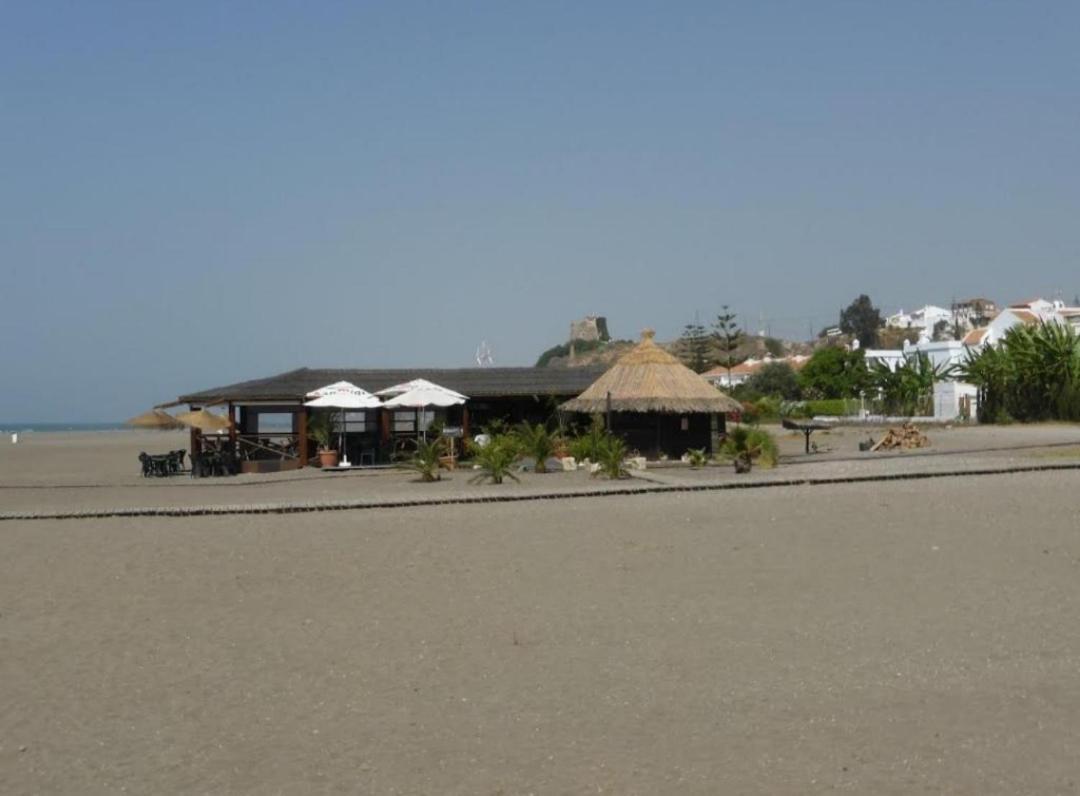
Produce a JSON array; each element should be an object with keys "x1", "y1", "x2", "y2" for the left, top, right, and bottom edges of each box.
[{"x1": 2, "y1": 1, "x2": 1079, "y2": 421}]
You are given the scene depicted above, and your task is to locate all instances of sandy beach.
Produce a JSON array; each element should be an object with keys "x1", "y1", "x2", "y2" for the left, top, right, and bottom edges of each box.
[{"x1": 2, "y1": 427, "x2": 1080, "y2": 793}]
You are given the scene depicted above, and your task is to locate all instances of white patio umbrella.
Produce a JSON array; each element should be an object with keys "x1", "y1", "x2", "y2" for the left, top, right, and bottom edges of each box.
[
  {"x1": 304, "y1": 381, "x2": 381, "y2": 463},
  {"x1": 378, "y1": 379, "x2": 467, "y2": 441},
  {"x1": 374, "y1": 378, "x2": 467, "y2": 401}
]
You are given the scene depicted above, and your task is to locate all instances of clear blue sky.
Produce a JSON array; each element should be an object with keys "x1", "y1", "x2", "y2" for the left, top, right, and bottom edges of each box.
[{"x1": 3, "y1": 1, "x2": 1079, "y2": 421}]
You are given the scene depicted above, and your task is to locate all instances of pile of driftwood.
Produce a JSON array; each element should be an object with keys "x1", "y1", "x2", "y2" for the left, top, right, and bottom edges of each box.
[{"x1": 869, "y1": 423, "x2": 930, "y2": 451}]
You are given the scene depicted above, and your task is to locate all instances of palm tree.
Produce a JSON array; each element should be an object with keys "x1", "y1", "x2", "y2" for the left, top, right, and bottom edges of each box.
[
  {"x1": 592, "y1": 435, "x2": 629, "y2": 479},
  {"x1": 513, "y1": 422, "x2": 558, "y2": 474},
  {"x1": 959, "y1": 322, "x2": 1080, "y2": 422},
  {"x1": 468, "y1": 436, "x2": 521, "y2": 485},
  {"x1": 396, "y1": 437, "x2": 448, "y2": 482},
  {"x1": 871, "y1": 353, "x2": 953, "y2": 416}
]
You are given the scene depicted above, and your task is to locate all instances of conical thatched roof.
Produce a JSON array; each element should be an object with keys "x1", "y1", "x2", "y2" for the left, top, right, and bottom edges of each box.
[{"x1": 560, "y1": 329, "x2": 742, "y2": 414}]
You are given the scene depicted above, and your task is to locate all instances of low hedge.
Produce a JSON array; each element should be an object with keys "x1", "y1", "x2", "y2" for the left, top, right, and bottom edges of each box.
[{"x1": 803, "y1": 398, "x2": 859, "y2": 416}]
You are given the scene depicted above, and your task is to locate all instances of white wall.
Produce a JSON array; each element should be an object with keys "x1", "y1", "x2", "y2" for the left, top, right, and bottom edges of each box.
[{"x1": 933, "y1": 381, "x2": 978, "y2": 420}]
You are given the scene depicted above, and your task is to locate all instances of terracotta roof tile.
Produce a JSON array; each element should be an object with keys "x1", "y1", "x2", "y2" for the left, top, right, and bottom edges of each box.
[{"x1": 963, "y1": 327, "x2": 989, "y2": 345}]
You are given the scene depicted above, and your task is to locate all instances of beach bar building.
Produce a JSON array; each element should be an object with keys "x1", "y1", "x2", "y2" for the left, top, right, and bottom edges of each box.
[
  {"x1": 174, "y1": 366, "x2": 603, "y2": 472},
  {"x1": 560, "y1": 329, "x2": 741, "y2": 458}
]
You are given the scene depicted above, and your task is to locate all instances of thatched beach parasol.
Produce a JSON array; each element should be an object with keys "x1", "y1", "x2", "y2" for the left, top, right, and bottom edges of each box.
[
  {"x1": 125, "y1": 409, "x2": 185, "y2": 430},
  {"x1": 561, "y1": 329, "x2": 742, "y2": 414},
  {"x1": 175, "y1": 408, "x2": 232, "y2": 433}
]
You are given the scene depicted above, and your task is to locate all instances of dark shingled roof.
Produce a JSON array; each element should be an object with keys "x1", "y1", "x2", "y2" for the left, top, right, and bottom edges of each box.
[{"x1": 178, "y1": 366, "x2": 607, "y2": 404}]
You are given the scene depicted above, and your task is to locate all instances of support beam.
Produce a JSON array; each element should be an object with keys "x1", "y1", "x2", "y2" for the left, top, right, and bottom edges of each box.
[
  {"x1": 297, "y1": 408, "x2": 308, "y2": 468},
  {"x1": 380, "y1": 409, "x2": 391, "y2": 445}
]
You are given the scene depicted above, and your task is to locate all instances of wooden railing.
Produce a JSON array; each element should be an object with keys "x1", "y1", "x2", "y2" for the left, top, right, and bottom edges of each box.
[{"x1": 237, "y1": 433, "x2": 300, "y2": 461}]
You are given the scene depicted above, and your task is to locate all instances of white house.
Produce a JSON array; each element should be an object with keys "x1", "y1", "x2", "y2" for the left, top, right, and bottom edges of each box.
[
  {"x1": 863, "y1": 349, "x2": 906, "y2": 372},
  {"x1": 901, "y1": 338, "x2": 969, "y2": 371},
  {"x1": 962, "y1": 298, "x2": 1080, "y2": 350},
  {"x1": 701, "y1": 355, "x2": 809, "y2": 388},
  {"x1": 885, "y1": 304, "x2": 952, "y2": 332},
  {"x1": 856, "y1": 296, "x2": 1080, "y2": 422},
  {"x1": 951, "y1": 298, "x2": 998, "y2": 333}
]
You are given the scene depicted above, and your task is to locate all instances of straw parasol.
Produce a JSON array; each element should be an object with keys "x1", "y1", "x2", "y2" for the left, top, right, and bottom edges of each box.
[
  {"x1": 560, "y1": 329, "x2": 742, "y2": 414},
  {"x1": 176, "y1": 408, "x2": 232, "y2": 432},
  {"x1": 125, "y1": 408, "x2": 185, "y2": 430}
]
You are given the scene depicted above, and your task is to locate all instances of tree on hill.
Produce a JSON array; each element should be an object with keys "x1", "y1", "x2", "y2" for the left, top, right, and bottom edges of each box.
[
  {"x1": 712, "y1": 306, "x2": 745, "y2": 383},
  {"x1": 679, "y1": 322, "x2": 711, "y2": 373},
  {"x1": 839, "y1": 295, "x2": 882, "y2": 348},
  {"x1": 798, "y1": 346, "x2": 869, "y2": 399},
  {"x1": 745, "y1": 362, "x2": 801, "y2": 400},
  {"x1": 763, "y1": 336, "x2": 785, "y2": 358}
]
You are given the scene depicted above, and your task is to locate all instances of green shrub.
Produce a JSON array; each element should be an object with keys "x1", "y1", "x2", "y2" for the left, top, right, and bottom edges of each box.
[
  {"x1": 569, "y1": 416, "x2": 610, "y2": 462},
  {"x1": 780, "y1": 401, "x2": 812, "y2": 419},
  {"x1": 738, "y1": 401, "x2": 760, "y2": 426},
  {"x1": 798, "y1": 347, "x2": 869, "y2": 399},
  {"x1": 744, "y1": 362, "x2": 801, "y2": 400},
  {"x1": 959, "y1": 323, "x2": 1080, "y2": 423},
  {"x1": 593, "y1": 435, "x2": 629, "y2": 479},
  {"x1": 535, "y1": 338, "x2": 606, "y2": 367},
  {"x1": 395, "y1": 437, "x2": 448, "y2": 482},
  {"x1": 721, "y1": 426, "x2": 779, "y2": 469},
  {"x1": 754, "y1": 395, "x2": 782, "y2": 421},
  {"x1": 480, "y1": 418, "x2": 510, "y2": 437},
  {"x1": 514, "y1": 421, "x2": 558, "y2": 473},
  {"x1": 803, "y1": 398, "x2": 858, "y2": 417},
  {"x1": 468, "y1": 435, "x2": 521, "y2": 485},
  {"x1": 686, "y1": 448, "x2": 709, "y2": 468}
]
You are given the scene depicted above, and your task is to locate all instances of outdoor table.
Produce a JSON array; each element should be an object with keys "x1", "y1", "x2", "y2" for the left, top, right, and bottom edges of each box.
[{"x1": 782, "y1": 418, "x2": 833, "y2": 454}]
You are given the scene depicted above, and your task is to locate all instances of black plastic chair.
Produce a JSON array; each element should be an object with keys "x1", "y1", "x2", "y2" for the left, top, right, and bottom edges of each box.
[{"x1": 190, "y1": 452, "x2": 210, "y2": 478}]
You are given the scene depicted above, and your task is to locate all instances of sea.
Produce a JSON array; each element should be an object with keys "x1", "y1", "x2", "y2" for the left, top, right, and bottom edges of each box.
[{"x1": 0, "y1": 422, "x2": 129, "y2": 434}]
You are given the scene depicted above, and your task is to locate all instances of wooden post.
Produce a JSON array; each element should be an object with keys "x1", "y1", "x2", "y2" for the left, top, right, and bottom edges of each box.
[
  {"x1": 297, "y1": 407, "x2": 308, "y2": 467},
  {"x1": 380, "y1": 409, "x2": 391, "y2": 445},
  {"x1": 461, "y1": 405, "x2": 470, "y2": 440},
  {"x1": 228, "y1": 402, "x2": 237, "y2": 454}
]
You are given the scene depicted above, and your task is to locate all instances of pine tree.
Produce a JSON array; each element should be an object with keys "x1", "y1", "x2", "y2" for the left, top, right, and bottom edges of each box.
[
  {"x1": 679, "y1": 323, "x2": 711, "y2": 373},
  {"x1": 712, "y1": 306, "x2": 745, "y2": 385}
]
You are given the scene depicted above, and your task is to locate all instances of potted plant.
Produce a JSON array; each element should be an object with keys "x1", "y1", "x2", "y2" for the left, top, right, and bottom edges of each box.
[{"x1": 307, "y1": 411, "x2": 340, "y2": 468}]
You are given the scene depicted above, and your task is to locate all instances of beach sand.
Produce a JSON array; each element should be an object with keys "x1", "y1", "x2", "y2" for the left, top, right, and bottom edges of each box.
[{"x1": 2, "y1": 429, "x2": 1080, "y2": 792}]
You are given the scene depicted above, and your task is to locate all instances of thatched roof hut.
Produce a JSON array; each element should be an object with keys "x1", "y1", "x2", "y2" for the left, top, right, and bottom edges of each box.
[{"x1": 561, "y1": 329, "x2": 741, "y2": 414}]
